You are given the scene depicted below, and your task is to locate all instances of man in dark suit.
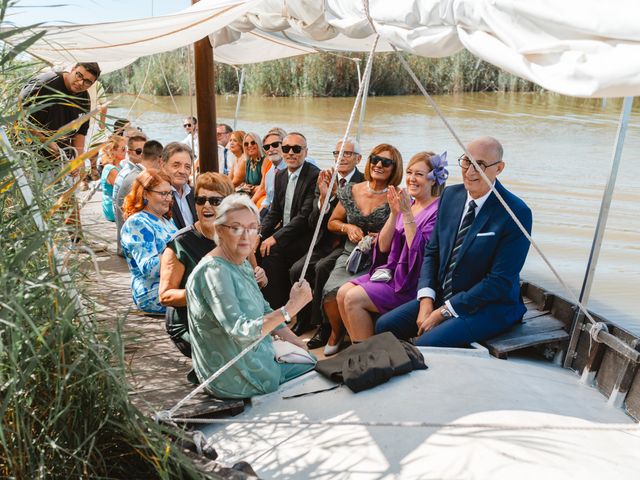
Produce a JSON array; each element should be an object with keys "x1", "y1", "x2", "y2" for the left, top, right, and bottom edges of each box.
[
  {"x1": 376, "y1": 136, "x2": 532, "y2": 346},
  {"x1": 162, "y1": 142, "x2": 197, "y2": 230},
  {"x1": 289, "y1": 138, "x2": 365, "y2": 340},
  {"x1": 259, "y1": 132, "x2": 320, "y2": 309}
]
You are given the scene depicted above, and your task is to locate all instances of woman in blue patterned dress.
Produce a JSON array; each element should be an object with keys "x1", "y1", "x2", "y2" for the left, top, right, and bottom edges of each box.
[{"x1": 121, "y1": 169, "x2": 177, "y2": 314}]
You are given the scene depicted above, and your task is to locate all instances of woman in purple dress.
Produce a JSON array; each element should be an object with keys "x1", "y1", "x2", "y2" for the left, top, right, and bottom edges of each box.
[{"x1": 336, "y1": 151, "x2": 448, "y2": 341}]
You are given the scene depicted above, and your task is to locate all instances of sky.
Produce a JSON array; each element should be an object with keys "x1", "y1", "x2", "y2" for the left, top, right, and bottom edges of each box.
[{"x1": 5, "y1": 0, "x2": 192, "y2": 26}]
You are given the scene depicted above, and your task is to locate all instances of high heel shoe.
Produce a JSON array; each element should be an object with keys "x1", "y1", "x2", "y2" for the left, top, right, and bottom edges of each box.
[{"x1": 323, "y1": 332, "x2": 345, "y2": 357}]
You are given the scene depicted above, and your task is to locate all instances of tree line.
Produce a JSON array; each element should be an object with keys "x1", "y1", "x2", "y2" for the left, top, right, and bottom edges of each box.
[{"x1": 101, "y1": 47, "x2": 542, "y2": 97}]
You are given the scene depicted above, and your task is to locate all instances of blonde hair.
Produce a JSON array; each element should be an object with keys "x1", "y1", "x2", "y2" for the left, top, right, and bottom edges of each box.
[{"x1": 101, "y1": 135, "x2": 125, "y2": 165}]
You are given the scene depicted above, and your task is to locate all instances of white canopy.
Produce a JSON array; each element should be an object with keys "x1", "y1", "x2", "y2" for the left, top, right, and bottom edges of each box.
[{"x1": 11, "y1": 0, "x2": 640, "y2": 97}]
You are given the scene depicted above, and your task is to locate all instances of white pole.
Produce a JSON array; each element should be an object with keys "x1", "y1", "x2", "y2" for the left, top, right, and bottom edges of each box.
[
  {"x1": 356, "y1": 54, "x2": 373, "y2": 143},
  {"x1": 233, "y1": 68, "x2": 245, "y2": 131},
  {"x1": 564, "y1": 96, "x2": 634, "y2": 368}
]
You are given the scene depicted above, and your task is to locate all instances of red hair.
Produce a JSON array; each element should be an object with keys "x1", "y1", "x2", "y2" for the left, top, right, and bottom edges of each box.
[{"x1": 123, "y1": 168, "x2": 173, "y2": 219}]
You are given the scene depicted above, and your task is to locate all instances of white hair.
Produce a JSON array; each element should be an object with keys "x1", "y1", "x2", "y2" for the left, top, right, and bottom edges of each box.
[
  {"x1": 213, "y1": 193, "x2": 261, "y2": 244},
  {"x1": 338, "y1": 137, "x2": 361, "y2": 154}
]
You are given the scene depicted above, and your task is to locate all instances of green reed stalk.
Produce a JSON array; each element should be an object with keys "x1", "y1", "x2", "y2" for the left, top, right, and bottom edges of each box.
[{"x1": 0, "y1": 5, "x2": 217, "y2": 478}]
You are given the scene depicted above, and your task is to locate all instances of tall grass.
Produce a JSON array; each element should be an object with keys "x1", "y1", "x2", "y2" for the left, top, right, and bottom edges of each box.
[
  {"x1": 102, "y1": 48, "x2": 542, "y2": 97},
  {"x1": 0, "y1": 5, "x2": 215, "y2": 479}
]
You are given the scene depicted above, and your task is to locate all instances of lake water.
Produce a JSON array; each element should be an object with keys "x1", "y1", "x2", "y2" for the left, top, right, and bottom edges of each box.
[{"x1": 109, "y1": 93, "x2": 640, "y2": 334}]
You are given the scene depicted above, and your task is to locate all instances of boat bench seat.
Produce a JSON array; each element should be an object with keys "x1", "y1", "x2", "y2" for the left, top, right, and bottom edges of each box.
[{"x1": 482, "y1": 282, "x2": 571, "y2": 359}]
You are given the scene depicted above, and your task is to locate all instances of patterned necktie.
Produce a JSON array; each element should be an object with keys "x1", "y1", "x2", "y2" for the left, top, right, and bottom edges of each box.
[
  {"x1": 339, "y1": 177, "x2": 346, "y2": 188},
  {"x1": 443, "y1": 199, "x2": 477, "y2": 301},
  {"x1": 283, "y1": 172, "x2": 298, "y2": 225}
]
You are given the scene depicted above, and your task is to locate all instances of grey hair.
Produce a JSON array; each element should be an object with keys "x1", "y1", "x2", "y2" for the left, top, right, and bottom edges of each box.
[
  {"x1": 338, "y1": 137, "x2": 361, "y2": 154},
  {"x1": 213, "y1": 193, "x2": 261, "y2": 244}
]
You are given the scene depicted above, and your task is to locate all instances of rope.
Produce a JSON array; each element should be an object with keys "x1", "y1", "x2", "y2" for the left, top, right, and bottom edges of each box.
[
  {"x1": 155, "y1": 55, "x2": 180, "y2": 114},
  {"x1": 589, "y1": 321, "x2": 608, "y2": 354},
  {"x1": 126, "y1": 57, "x2": 152, "y2": 118},
  {"x1": 159, "y1": 416, "x2": 640, "y2": 432},
  {"x1": 158, "y1": 36, "x2": 380, "y2": 422},
  {"x1": 298, "y1": 34, "x2": 380, "y2": 281},
  {"x1": 390, "y1": 48, "x2": 604, "y2": 332}
]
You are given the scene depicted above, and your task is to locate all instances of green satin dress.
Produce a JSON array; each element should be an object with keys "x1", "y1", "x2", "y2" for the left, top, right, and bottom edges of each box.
[{"x1": 186, "y1": 255, "x2": 315, "y2": 399}]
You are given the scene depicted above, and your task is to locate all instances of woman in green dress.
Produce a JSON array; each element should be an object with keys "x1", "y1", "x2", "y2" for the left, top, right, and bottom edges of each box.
[{"x1": 186, "y1": 193, "x2": 315, "y2": 399}]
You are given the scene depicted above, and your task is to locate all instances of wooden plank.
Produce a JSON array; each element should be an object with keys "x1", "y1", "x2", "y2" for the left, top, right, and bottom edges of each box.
[
  {"x1": 484, "y1": 315, "x2": 568, "y2": 357},
  {"x1": 595, "y1": 326, "x2": 640, "y2": 401}
]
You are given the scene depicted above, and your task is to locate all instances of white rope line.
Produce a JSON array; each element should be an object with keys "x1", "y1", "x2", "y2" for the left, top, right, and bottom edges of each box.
[
  {"x1": 158, "y1": 36, "x2": 380, "y2": 422},
  {"x1": 160, "y1": 417, "x2": 640, "y2": 432},
  {"x1": 126, "y1": 57, "x2": 152, "y2": 118},
  {"x1": 155, "y1": 55, "x2": 180, "y2": 115},
  {"x1": 391, "y1": 48, "x2": 604, "y2": 332},
  {"x1": 298, "y1": 34, "x2": 380, "y2": 281}
]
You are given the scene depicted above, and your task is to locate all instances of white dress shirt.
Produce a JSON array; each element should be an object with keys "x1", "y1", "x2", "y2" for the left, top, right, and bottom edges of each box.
[{"x1": 172, "y1": 183, "x2": 194, "y2": 227}]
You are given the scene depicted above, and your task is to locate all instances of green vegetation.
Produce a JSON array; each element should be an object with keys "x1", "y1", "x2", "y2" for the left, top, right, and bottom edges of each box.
[
  {"x1": 102, "y1": 47, "x2": 541, "y2": 97},
  {"x1": 0, "y1": 5, "x2": 213, "y2": 479}
]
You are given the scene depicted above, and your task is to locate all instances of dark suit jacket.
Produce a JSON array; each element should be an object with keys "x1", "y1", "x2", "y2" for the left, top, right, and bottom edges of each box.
[
  {"x1": 418, "y1": 180, "x2": 532, "y2": 327},
  {"x1": 170, "y1": 189, "x2": 197, "y2": 231},
  {"x1": 261, "y1": 161, "x2": 320, "y2": 249},
  {"x1": 308, "y1": 168, "x2": 365, "y2": 250}
]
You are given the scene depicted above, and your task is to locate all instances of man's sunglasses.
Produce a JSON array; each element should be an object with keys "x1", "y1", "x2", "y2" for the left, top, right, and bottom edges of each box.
[
  {"x1": 263, "y1": 141, "x2": 282, "y2": 151},
  {"x1": 370, "y1": 155, "x2": 394, "y2": 168},
  {"x1": 244, "y1": 140, "x2": 257, "y2": 147},
  {"x1": 128, "y1": 148, "x2": 143, "y2": 155},
  {"x1": 195, "y1": 195, "x2": 224, "y2": 206},
  {"x1": 282, "y1": 144, "x2": 304, "y2": 154},
  {"x1": 183, "y1": 123, "x2": 193, "y2": 128}
]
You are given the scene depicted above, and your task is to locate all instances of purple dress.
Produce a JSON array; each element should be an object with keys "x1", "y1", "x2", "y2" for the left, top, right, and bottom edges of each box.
[{"x1": 352, "y1": 198, "x2": 440, "y2": 314}]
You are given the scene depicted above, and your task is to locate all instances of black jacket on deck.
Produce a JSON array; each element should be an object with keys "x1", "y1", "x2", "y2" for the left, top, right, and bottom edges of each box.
[{"x1": 261, "y1": 161, "x2": 320, "y2": 249}]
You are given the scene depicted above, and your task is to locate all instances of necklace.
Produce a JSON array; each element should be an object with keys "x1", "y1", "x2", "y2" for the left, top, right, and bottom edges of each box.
[{"x1": 367, "y1": 183, "x2": 388, "y2": 195}]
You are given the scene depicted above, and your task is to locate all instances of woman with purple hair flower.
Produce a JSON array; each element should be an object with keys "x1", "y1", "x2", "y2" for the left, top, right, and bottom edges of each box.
[{"x1": 336, "y1": 151, "x2": 448, "y2": 343}]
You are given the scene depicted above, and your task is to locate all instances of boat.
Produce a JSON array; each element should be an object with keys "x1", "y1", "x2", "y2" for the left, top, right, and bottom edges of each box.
[{"x1": 6, "y1": 1, "x2": 640, "y2": 477}]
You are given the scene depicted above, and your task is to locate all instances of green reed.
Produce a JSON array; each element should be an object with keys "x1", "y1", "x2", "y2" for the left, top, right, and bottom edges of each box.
[
  {"x1": 102, "y1": 48, "x2": 542, "y2": 97},
  {"x1": 0, "y1": 5, "x2": 215, "y2": 478}
]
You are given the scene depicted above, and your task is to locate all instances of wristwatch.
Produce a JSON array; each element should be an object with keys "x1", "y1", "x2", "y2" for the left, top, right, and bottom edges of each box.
[
  {"x1": 440, "y1": 307, "x2": 453, "y2": 320},
  {"x1": 280, "y1": 306, "x2": 292, "y2": 324}
]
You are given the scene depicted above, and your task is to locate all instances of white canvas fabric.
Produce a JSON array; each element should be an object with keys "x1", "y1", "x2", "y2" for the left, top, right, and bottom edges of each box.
[{"x1": 11, "y1": 0, "x2": 640, "y2": 97}]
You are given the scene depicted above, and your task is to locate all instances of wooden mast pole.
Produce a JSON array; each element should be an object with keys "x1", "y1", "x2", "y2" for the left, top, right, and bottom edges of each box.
[{"x1": 191, "y1": 0, "x2": 218, "y2": 173}]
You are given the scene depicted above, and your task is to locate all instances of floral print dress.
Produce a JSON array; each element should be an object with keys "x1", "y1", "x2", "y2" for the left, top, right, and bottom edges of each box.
[{"x1": 120, "y1": 210, "x2": 177, "y2": 313}]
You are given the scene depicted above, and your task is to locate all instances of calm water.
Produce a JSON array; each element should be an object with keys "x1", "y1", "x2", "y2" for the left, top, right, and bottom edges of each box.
[{"x1": 109, "y1": 93, "x2": 640, "y2": 334}]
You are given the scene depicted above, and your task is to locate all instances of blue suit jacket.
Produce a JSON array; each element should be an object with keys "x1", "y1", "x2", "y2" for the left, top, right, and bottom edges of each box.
[{"x1": 418, "y1": 180, "x2": 532, "y2": 328}]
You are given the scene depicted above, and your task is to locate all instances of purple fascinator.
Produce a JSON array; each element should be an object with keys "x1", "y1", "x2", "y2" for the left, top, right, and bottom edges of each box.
[{"x1": 427, "y1": 151, "x2": 449, "y2": 185}]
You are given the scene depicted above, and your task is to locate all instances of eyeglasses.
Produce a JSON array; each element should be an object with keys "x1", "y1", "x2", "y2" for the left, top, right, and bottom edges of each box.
[
  {"x1": 244, "y1": 140, "x2": 257, "y2": 147},
  {"x1": 216, "y1": 131, "x2": 228, "y2": 137},
  {"x1": 263, "y1": 141, "x2": 282, "y2": 151},
  {"x1": 333, "y1": 150, "x2": 357, "y2": 158},
  {"x1": 369, "y1": 155, "x2": 394, "y2": 168},
  {"x1": 195, "y1": 195, "x2": 224, "y2": 206},
  {"x1": 219, "y1": 224, "x2": 260, "y2": 236},
  {"x1": 183, "y1": 123, "x2": 192, "y2": 128},
  {"x1": 74, "y1": 70, "x2": 95, "y2": 88},
  {"x1": 147, "y1": 189, "x2": 173, "y2": 198},
  {"x1": 282, "y1": 144, "x2": 304, "y2": 154},
  {"x1": 128, "y1": 148, "x2": 143, "y2": 155},
  {"x1": 457, "y1": 154, "x2": 502, "y2": 172}
]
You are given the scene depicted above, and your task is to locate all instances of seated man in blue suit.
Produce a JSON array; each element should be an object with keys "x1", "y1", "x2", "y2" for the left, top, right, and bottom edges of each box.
[{"x1": 375, "y1": 136, "x2": 532, "y2": 347}]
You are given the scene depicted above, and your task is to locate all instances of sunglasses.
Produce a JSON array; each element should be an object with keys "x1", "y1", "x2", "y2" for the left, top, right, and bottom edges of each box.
[
  {"x1": 244, "y1": 140, "x2": 257, "y2": 147},
  {"x1": 195, "y1": 195, "x2": 224, "y2": 206},
  {"x1": 370, "y1": 155, "x2": 394, "y2": 168},
  {"x1": 282, "y1": 144, "x2": 304, "y2": 154},
  {"x1": 128, "y1": 148, "x2": 143, "y2": 155},
  {"x1": 263, "y1": 141, "x2": 282, "y2": 150},
  {"x1": 183, "y1": 123, "x2": 192, "y2": 128}
]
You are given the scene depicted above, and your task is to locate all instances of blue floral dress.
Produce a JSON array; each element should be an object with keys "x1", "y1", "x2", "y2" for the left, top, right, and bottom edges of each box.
[{"x1": 121, "y1": 210, "x2": 177, "y2": 313}]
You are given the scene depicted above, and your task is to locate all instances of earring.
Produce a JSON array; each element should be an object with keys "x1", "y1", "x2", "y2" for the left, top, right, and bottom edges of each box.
[{"x1": 143, "y1": 198, "x2": 148, "y2": 206}]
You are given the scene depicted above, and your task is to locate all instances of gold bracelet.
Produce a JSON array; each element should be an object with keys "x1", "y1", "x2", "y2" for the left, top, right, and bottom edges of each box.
[{"x1": 403, "y1": 219, "x2": 415, "y2": 224}]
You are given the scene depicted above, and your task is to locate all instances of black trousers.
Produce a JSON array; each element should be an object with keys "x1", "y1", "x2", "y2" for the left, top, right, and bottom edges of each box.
[
  {"x1": 259, "y1": 241, "x2": 309, "y2": 310},
  {"x1": 289, "y1": 246, "x2": 343, "y2": 327}
]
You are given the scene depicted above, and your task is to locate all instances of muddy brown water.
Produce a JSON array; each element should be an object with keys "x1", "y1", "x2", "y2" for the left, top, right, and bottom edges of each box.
[{"x1": 107, "y1": 92, "x2": 640, "y2": 334}]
